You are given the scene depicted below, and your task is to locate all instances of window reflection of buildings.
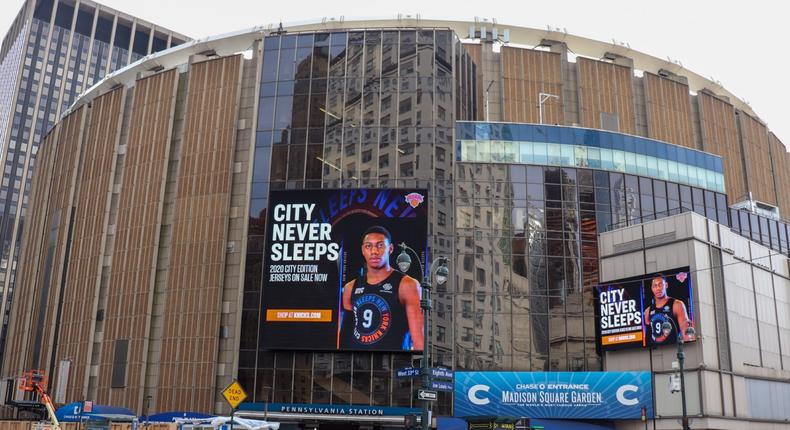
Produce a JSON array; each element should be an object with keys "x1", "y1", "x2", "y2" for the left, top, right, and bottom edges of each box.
[
  {"x1": 455, "y1": 165, "x2": 602, "y2": 373},
  {"x1": 254, "y1": 29, "x2": 461, "y2": 412}
]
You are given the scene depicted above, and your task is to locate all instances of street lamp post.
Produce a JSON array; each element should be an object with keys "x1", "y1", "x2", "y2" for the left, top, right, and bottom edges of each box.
[
  {"x1": 143, "y1": 394, "x2": 153, "y2": 429},
  {"x1": 262, "y1": 385, "x2": 273, "y2": 420},
  {"x1": 142, "y1": 395, "x2": 152, "y2": 430},
  {"x1": 396, "y1": 244, "x2": 449, "y2": 430},
  {"x1": 538, "y1": 92, "x2": 559, "y2": 124},
  {"x1": 663, "y1": 322, "x2": 696, "y2": 430}
]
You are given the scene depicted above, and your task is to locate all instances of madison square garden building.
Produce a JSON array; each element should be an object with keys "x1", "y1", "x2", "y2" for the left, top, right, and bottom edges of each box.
[
  {"x1": 2, "y1": 18, "x2": 790, "y2": 430},
  {"x1": 0, "y1": 0, "x2": 188, "y2": 357}
]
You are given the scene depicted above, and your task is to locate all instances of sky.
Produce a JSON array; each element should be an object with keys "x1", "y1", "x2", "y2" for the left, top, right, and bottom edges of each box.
[{"x1": 2, "y1": 0, "x2": 788, "y2": 146}]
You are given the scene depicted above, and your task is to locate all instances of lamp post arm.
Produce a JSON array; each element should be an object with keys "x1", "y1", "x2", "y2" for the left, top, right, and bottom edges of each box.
[
  {"x1": 427, "y1": 257, "x2": 449, "y2": 282},
  {"x1": 398, "y1": 243, "x2": 425, "y2": 279}
]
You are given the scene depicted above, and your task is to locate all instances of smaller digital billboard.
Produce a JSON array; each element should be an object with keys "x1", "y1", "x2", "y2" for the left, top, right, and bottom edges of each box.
[
  {"x1": 260, "y1": 188, "x2": 428, "y2": 352},
  {"x1": 454, "y1": 371, "x2": 653, "y2": 420},
  {"x1": 596, "y1": 266, "x2": 696, "y2": 350}
]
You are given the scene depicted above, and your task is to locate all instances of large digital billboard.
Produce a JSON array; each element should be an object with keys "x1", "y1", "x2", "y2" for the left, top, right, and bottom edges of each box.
[
  {"x1": 454, "y1": 371, "x2": 653, "y2": 420},
  {"x1": 596, "y1": 266, "x2": 696, "y2": 350},
  {"x1": 260, "y1": 188, "x2": 428, "y2": 352}
]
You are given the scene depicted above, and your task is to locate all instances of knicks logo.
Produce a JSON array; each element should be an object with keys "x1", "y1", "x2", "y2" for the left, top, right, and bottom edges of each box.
[
  {"x1": 404, "y1": 192, "x2": 424, "y2": 208},
  {"x1": 352, "y1": 294, "x2": 392, "y2": 345}
]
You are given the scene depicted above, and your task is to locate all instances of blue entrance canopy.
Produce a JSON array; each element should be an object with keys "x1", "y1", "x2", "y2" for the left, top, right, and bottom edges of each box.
[
  {"x1": 56, "y1": 402, "x2": 137, "y2": 422},
  {"x1": 147, "y1": 412, "x2": 215, "y2": 423},
  {"x1": 530, "y1": 419, "x2": 615, "y2": 430}
]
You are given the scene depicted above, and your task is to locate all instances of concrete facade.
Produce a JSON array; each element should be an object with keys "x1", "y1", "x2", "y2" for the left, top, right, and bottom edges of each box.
[{"x1": 600, "y1": 211, "x2": 790, "y2": 429}]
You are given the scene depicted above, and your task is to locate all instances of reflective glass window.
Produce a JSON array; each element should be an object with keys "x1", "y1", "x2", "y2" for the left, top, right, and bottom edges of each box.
[
  {"x1": 273, "y1": 96, "x2": 293, "y2": 129},
  {"x1": 133, "y1": 29, "x2": 150, "y2": 55},
  {"x1": 577, "y1": 169, "x2": 593, "y2": 187},
  {"x1": 294, "y1": 49, "x2": 312, "y2": 80},
  {"x1": 769, "y1": 220, "x2": 779, "y2": 250},
  {"x1": 692, "y1": 187, "x2": 705, "y2": 216},
  {"x1": 547, "y1": 144, "x2": 562, "y2": 165},
  {"x1": 252, "y1": 147, "x2": 271, "y2": 182},
  {"x1": 759, "y1": 216, "x2": 770, "y2": 244},
  {"x1": 749, "y1": 213, "x2": 760, "y2": 242},
  {"x1": 679, "y1": 185, "x2": 692, "y2": 211},
  {"x1": 257, "y1": 97, "x2": 275, "y2": 130},
  {"x1": 256, "y1": 131, "x2": 273, "y2": 148},
  {"x1": 534, "y1": 142, "x2": 548, "y2": 165},
  {"x1": 54, "y1": 1, "x2": 74, "y2": 28},
  {"x1": 277, "y1": 80, "x2": 295, "y2": 96},
  {"x1": 560, "y1": 144, "x2": 574, "y2": 166},
  {"x1": 114, "y1": 23, "x2": 131, "y2": 48},
  {"x1": 779, "y1": 222, "x2": 788, "y2": 253},
  {"x1": 704, "y1": 190, "x2": 716, "y2": 220},
  {"x1": 730, "y1": 209, "x2": 740, "y2": 231},
  {"x1": 281, "y1": 35, "x2": 297, "y2": 49},
  {"x1": 34, "y1": 0, "x2": 54, "y2": 21},
  {"x1": 264, "y1": 36, "x2": 280, "y2": 51},
  {"x1": 95, "y1": 16, "x2": 113, "y2": 43},
  {"x1": 647, "y1": 156, "x2": 659, "y2": 178},
  {"x1": 519, "y1": 142, "x2": 533, "y2": 164},
  {"x1": 75, "y1": 8, "x2": 94, "y2": 37},
  {"x1": 278, "y1": 48, "x2": 296, "y2": 81},
  {"x1": 739, "y1": 211, "x2": 750, "y2": 237},
  {"x1": 262, "y1": 49, "x2": 279, "y2": 82}
]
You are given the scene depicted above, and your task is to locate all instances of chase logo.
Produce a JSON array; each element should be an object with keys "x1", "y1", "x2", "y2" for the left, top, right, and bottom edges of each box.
[
  {"x1": 616, "y1": 384, "x2": 639, "y2": 406},
  {"x1": 467, "y1": 384, "x2": 491, "y2": 405}
]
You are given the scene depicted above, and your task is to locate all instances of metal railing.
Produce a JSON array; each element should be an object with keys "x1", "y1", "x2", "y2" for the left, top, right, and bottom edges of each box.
[
  {"x1": 603, "y1": 206, "x2": 700, "y2": 232},
  {"x1": 603, "y1": 205, "x2": 790, "y2": 257}
]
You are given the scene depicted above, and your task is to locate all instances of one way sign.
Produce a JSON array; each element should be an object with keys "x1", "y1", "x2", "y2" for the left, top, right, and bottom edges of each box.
[{"x1": 416, "y1": 389, "x2": 438, "y2": 401}]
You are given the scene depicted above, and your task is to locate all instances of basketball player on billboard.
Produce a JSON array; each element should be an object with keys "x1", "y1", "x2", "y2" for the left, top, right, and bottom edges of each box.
[
  {"x1": 340, "y1": 226, "x2": 424, "y2": 350},
  {"x1": 644, "y1": 274, "x2": 695, "y2": 345}
]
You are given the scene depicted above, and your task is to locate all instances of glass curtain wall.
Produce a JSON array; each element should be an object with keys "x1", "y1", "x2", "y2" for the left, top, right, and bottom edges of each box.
[
  {"x1": 0, "y1": 9, "x2": 29, "y2": 360},
  {"x1": 458, "y1": 122, "x2": 726, "y2": 193},
  {"x1": 730, "y1": 207, "x2": 790, "y2": 255},
  {"x1": 60, "y1": 5, "x2": 95, "y2": 112},
  {"x1": 0, "y1": 4, "x2": 54, "y2": 318},
  {"x1": 453, "y1": 163, "x2": 730, "y2": 379},
  {"x1": 244, "y1": 28, "x2": 458, "y2": 413}
]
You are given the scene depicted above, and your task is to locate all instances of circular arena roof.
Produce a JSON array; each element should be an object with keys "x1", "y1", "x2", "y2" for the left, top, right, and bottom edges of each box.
[{"x1": 65, "y1": 18, "x2": 758, "y2": 122}]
